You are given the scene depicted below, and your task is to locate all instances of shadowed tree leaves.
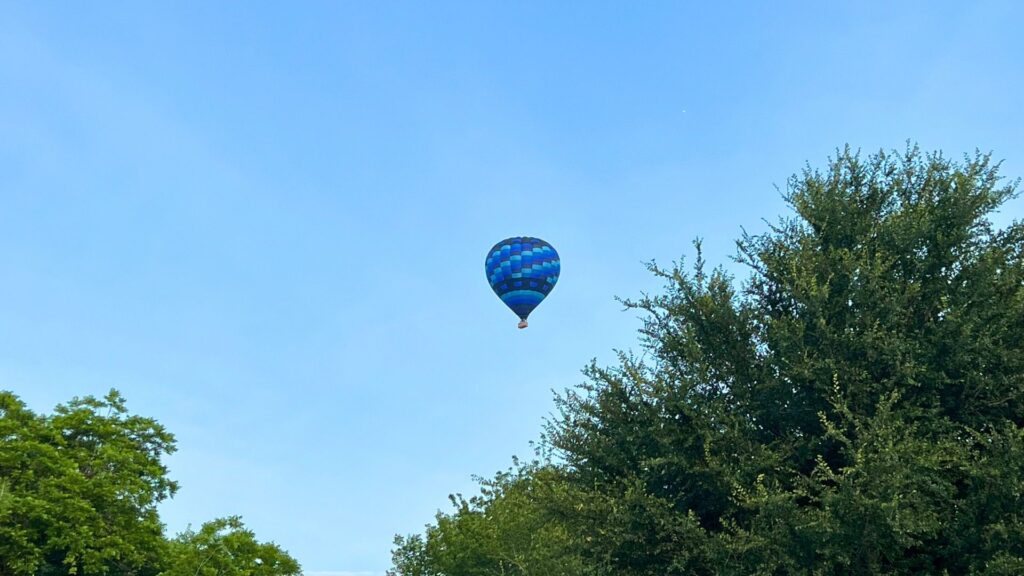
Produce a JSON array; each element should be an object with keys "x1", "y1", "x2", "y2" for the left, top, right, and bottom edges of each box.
[{"x1": 548, "y1": 146, "x2": 1024, "y2": 575}]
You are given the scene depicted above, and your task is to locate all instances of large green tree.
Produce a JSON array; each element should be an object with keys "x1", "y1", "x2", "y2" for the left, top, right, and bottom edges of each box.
[
  {"x1": 547, "y1": 146, "x2": 1024, "y2": 575},
  {"x1": 394, "y1": 146, "x2": 1024, "y2": 575}
]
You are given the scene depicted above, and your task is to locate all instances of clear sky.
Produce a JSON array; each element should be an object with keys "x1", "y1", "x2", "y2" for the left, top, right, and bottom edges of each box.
[{"x1": 2, "y1": 2, "x2": 1022, "y2": 574}]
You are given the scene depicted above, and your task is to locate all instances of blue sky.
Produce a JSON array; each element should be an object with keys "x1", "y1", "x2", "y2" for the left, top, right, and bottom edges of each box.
[{"x1": 2, "y1": 2, "x2": 1022, "y2": 574}]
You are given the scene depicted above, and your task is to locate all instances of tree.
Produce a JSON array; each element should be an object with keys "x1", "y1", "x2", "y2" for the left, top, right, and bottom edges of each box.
[
  {"x1": 0, "y1": 390, "x2": 176, "y2": 576},
  {"x1": 0, "y1": 390, "x2": 302, "y2": 576},
  {"x1": 389, "y1": 461, "x2": 586, "y2": 576},
  {"x1": 161, "y1": 517, "x2": 301, "y2": 576},
  {"x1": 545, "y1": 146, "x2": 1024, "y2": 574}
]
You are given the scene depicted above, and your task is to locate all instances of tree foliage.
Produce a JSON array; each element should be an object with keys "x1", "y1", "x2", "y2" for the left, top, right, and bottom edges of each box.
[
  {"x1": 162, "y1": 517, "x2": 301, "y2": 576},
  {"x1": 389, "y1": 462, "x2": 586, "y2": 576},
  {"x1": 393, "y1": 146, "x2": 1024, "y2": 575},
  {"x1": 0, "y1": 391, "x2": 301, "y2": 576}
]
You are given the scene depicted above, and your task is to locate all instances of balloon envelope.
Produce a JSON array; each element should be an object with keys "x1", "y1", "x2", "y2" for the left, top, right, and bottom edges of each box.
[{"x1": 485, "y1": 237, "x2": 560, "y2": 323}]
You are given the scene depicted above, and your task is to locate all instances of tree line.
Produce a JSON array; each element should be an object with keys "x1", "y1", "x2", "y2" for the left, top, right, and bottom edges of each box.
[{"x1": 3, "y1": 145, "x2": 1020, "y2": 575}]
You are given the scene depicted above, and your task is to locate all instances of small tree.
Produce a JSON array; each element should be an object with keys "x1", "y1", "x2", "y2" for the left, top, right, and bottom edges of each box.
[
  {"x1": 389, "y1": 462, "x2": 586, "y2": 576},
  {"x1": 162, "y1": 517, "x2": 301, "y2": 576}
]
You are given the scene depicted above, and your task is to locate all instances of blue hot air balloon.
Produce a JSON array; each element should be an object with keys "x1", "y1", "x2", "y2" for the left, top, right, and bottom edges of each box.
[{"x1": 485, "y1": 237, "x2": 560, "y2": 328}]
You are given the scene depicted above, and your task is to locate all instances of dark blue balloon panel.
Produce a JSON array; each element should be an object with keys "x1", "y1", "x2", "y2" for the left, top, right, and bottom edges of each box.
[{"x1": 485, "y1": 237, "x2": 560, "y2": 321}]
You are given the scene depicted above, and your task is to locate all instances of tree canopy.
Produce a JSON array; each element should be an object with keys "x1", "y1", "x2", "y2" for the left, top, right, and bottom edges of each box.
[
  {"x1": 392, "y1": 146, "x2": 1024, "y2": 576},
  {"x1": 0, "y1": 390, "x2": 300, "y2": 576}
]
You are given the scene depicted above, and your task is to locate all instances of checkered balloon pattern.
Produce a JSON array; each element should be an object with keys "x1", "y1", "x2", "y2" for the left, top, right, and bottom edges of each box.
[{"x1": 485, "y1": 237, "x2": 560, "y2": 321}]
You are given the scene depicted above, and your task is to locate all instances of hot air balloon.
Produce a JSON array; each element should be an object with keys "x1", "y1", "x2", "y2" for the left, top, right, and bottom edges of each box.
[{"x1": 485, "y1": 236, "x2": 560, "y2": 328}]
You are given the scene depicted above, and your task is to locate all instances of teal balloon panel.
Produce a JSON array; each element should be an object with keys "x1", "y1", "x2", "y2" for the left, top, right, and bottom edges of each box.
[{"x1": 485, "y1": 237, "x2": 560, "y2": 321}]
